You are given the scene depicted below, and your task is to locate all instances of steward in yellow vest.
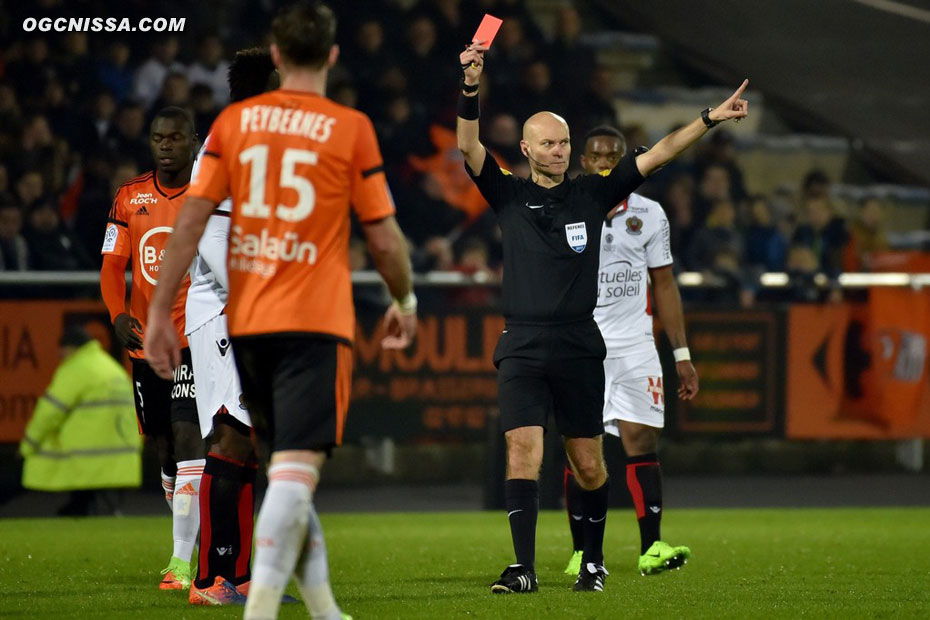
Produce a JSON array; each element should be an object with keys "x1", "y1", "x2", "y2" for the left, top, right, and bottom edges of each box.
[{"x1": 19, "y1": 326, "x2": 142, "y2": 494}]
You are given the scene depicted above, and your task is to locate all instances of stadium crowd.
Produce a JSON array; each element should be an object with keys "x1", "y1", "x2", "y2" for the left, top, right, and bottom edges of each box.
[{"x1": 0, "y1": 0, "x2": 891, "y2": 306}]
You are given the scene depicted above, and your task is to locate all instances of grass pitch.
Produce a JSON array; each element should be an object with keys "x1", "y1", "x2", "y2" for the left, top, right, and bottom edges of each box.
[{"x1": 1, "y1": 508, "x2": 928, "y2": 619}]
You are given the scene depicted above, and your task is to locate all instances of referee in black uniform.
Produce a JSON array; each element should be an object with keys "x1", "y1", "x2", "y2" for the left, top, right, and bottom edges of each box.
[{"x1": 457, "y1": 42, "x2": 748, "y2": 594}]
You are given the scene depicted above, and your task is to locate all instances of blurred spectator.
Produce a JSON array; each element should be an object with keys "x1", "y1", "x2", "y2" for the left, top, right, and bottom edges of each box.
[
  {"x1": 693, "y1": 162, "x2": 731, "y2": 225},
  {"x1": 19, "y1": 325, "x2": 142, "y2": 516},
  {"x1": 6, "y1": 37, "x2": 55, "y2": 109},
  {"x1": 568, "y1": 66, "x2": 619, "y2": 139},
  {"x1": 548, "y1": 5, "x2": 597, "y2": 88},
  {"x1": 801, "y1": 168, "x2": 832, "y2": 203},
  {"x1": 15, "y1": 170, "x2": 45, "y2": 209},
  {"x1": 133, "y1": 37, "x2": 186, "y2": 109},
  {"x1": 0, "y1": 80, "x2": 21, "y2": 150},
  {"x1": 694, "y1": 130, "x2": 748, "y2": 203},
  {"x1": 24, "y1": 200, "x2": 92, "y2": 271},
  {"x1": 330, "y1": 82, "x2": 359, "y2": 110},
  {"x1": 54, "y1": 33, "x2": 97, "y2": 100},
  {"x1": 784, "y1": 244, "x2": 836, "y2": 303},
  {"x1": 487, "y1": 19, "x2": 535, "y2": 105},
  {"x1": 508, "y1": 59, "x2": 566, "y2": 123},
  {"x1": 846, "y1": 197, "x2": 888, "y2": 271},
  {"x1": 793, "y1": 198, "x2": 849, "y2": 276},
  {"x1": 96, "y1": 41, "x2": 134, "y2": 102},
  {"x1": 342, "y1": 19, "x2": 396, "y2": 111},
  {"x1": 187, "y1": 35, "x2": 231, "y2": 107},
  {"x1": 402, "y1": 15, "x2": 456, "y2": 113},
  {"x1": 451, "y1": 236, "x2": 497, "y2": 306},
  {"x1": 662, "y1": 174, "x2": 696, "y2": 263},
  {"x1": 42, "y1": 78, "x2": 74, "y2": 144},
  {"x1": 190, "y1": 83, "x2": 219, "y2": 140},
  {"x1": 0, "y1": 164, "x2": 9, "y2": 204},
  {"x1": 484, "y1": 113, "x2": 523, "y2": 167},
  {"x1": 105, "y1": 102, "x2": 150, "y2": 169},
  {"x1": 417, "y1": 236, "x2": 455, "y2": 272},
  {"x1": 0, "y1": 203, "x2": 29, "y2": 271},
  {"x1": 685, "y1": 199, "x2": 742, "y2": 271},
  {"x1": 744, "y1": 195, "x2": 788, "y2": 272},
  {"x1": 149, "y1": 72, "x2": 191, "y2": 117},
  {"x1": 19, "y1": 114, "x2": 61, "y2": 188},
  {"x1": 377, "y1": 93, "x2": 433, "y2": 165},
  {"x1": 74, "y1": 159, "x2": 137, "y2": 264}
]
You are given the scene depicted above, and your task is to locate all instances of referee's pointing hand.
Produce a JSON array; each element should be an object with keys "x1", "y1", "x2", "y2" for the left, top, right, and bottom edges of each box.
[{"x1": 708, "y1": 79, "x2": 750, "y2": 124}]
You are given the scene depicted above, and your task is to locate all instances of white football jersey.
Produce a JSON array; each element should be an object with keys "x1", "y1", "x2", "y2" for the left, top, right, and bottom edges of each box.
[
  {"x1": 594, "y1": 192, "x2": 672, "y2": 357},
  {"x1": 185, "y1": 140, "x2": 231, "y2": 336}
]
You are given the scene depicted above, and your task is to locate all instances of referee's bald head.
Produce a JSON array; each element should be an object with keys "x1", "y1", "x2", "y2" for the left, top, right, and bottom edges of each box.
[{"x1": 520, "y1": 112, "x2": 571, "y2": 178}]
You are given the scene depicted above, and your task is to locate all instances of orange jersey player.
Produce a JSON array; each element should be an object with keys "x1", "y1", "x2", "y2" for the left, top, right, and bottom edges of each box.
[
  {"x1": 101, "y1": 170, "x2": 190, "y2": 357},
  {"x1": 144, "y1": 4, "x2": 416, "y2": 618},
  {"x1": 99, "y1": 107, "x2": 204, "y2": 592}
]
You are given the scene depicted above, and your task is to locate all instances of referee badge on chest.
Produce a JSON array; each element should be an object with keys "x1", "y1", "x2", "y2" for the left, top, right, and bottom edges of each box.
[{"x1": 565, "y1": 222, "x2": 587, "y2": 253}]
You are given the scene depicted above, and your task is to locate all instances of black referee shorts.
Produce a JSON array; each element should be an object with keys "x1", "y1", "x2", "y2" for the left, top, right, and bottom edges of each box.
[
  {"x1": 231, "y1": 334, "x2": 353, "y2": 455},
  {"x1": 493, "y1": 318, "x2": 607, "y2": 438},
  {"x1": 130, "y1": 347, "x2": 198, "y2": 436}
]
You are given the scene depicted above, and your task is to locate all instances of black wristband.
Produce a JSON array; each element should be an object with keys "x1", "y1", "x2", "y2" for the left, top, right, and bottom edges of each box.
[
  {"x1": 701, "y1": 107, "x2": 719, "y2": 128},
  {"x1": 461, "y1": 80, "x2": 479, "y2": 94},
  {"x1": 457, "y1": 90, "x2": 479, "y2": 120}
]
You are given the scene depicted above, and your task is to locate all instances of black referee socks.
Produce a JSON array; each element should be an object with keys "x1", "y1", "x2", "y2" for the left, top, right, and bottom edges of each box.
[
  {"x1": 504, "y1": 478, "x2": 539, "y2": 572},
  {"x1": 580, "y1": 478, "x2": 610, "y2": 566}
]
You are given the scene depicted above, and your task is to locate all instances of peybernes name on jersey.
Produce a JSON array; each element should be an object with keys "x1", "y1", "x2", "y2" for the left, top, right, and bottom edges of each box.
[
  {"x1": 229, "y1": 226, "x2": 318, "y2": 279},
  {"x1": 129, "y1": 192, "x2": 157, "y2": 205},
  {"x1": 239, "y1": 106, "x2": 336, "y2": 143}
]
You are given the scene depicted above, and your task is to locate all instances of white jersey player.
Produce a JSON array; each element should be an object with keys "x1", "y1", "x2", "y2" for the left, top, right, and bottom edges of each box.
[
  {"x1": 181, "y1": 47, "x2": 276, "y2": 605},
  {"x1": 563, "y1": 126, "x2": 698, "y2": 578},
  {"x1": 186, "y1": 143, "x2": 251, "y2": 437}
]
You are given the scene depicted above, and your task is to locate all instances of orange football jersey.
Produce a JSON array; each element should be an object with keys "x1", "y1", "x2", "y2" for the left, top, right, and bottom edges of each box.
[
  {"x1": 188, "y1": 90, "x2": 395, "y2": 341},
  {"x1": 102, "y1": 172, "x2": 191, "y2": 358}
]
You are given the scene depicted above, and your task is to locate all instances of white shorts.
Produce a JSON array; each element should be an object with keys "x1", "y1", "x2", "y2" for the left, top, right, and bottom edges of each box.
[
  {"x1": 187, "y1": 313, "x2": 251, "y2": 439},
  {"x1": 602, "y1": 347, "x2": 665, "y2": 436}
]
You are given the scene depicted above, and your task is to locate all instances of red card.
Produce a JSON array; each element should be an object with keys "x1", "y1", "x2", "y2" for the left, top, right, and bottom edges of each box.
[{"x1": 472, "y1": 14, "x2": 503, "y2": 47}]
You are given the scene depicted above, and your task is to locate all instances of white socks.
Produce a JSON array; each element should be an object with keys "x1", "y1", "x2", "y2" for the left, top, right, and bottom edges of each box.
[
  {"x1": 245, "y1": 462, "x2": 341, "y2": 620},
  {"x1": 171, "y1": 459, "x2": 204, "y2": 562},
  {"x1": 295, "y1": 502, "x2": 341, "y2": 620},
  {"x1": 160, "y1": 469, "x2": 175, "y2": 511}
]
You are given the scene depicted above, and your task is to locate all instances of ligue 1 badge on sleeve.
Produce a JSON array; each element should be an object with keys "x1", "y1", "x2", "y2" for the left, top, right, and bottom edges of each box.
[
  {"x1": 626, "y1": 215, "x2": 643, "y2": 235},
  {"x1": 565, "y1": 222, "x2": 587, "y2": 253}
]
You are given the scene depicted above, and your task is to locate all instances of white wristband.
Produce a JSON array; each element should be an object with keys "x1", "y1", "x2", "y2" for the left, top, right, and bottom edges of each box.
[
  {"x1": 673, "y1": 347, "x2": 691, "y2": 362},
  {"x1": 393, "y1": 291, "x2": 418, "y2": 315}
]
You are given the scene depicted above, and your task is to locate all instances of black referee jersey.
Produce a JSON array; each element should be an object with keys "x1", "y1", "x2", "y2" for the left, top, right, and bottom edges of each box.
[{"x1": 467, "y1": 149, "x2": 645, "y2": 324}]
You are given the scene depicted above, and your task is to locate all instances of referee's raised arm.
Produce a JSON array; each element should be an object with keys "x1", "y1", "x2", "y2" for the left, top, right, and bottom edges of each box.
[
  {"x1": 456, "y1": 43, "x2": 488, "y2": 174},
  {"x1": 635, "y1": 79, "x2": 750, "y2": 178}
]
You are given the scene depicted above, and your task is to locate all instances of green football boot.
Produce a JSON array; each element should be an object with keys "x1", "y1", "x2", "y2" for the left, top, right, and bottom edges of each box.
[
  {"x1": 564, "y1": 550, "x2": 583, "y2": 575},
  {"x1": 638, "y1": 541, "x2": 691, "y2": 575}
]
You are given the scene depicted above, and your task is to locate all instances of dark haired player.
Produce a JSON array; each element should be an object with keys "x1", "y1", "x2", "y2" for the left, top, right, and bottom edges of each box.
[
  {"x1": 146, "y1": 3, "x2": 415, "y2": 619},
  {"x1": 100, "y1": 107, "x2": 203, "y2": 590},
  {"x1": 562, "y1": 125, "x2": 697, "y2": 578},
  {"x1": 457, "y1": 41, "x2": 746, "y2": 593},
  {"x1": 185, "y1": 47, "x2": 278, "y2": 606}
]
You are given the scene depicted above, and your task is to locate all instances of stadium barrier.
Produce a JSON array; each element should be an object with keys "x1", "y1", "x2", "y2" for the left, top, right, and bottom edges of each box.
[{"x1": 3, "y1": 270, "x2": 930, "y2": 446}]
